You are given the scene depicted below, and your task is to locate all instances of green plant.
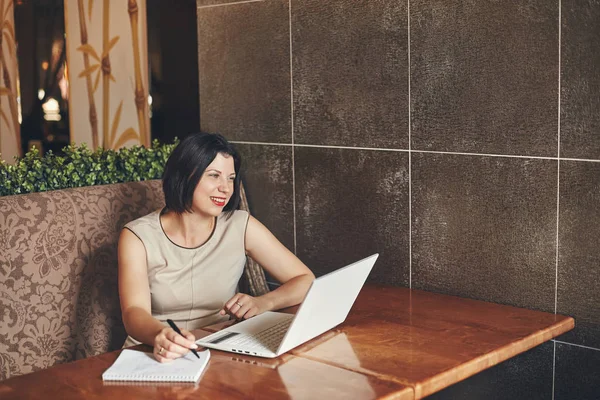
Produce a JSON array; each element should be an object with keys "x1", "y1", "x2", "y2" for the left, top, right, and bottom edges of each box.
[{"x1": 0, "y1": 139, "x2": 179, "y2": 196}]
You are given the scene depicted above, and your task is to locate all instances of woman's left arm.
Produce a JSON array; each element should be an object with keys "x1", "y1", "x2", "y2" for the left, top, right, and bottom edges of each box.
[{"x1": 221, "y1": 215, "x2": 315, "y2": 319}]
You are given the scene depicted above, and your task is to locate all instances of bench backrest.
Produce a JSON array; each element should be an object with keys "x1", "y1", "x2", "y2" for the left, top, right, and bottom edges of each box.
[{"x1": 0, "y1": 180, "x2": 268, "y2": 380}]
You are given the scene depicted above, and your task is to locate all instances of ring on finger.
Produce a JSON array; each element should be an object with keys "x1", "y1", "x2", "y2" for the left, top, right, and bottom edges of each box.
[
  {"x1": 158, "y1": 346, "x2": 165, "y2": 355},
  {"x1": 235, "y1": 301, "x2": 243, "y2": 307}
]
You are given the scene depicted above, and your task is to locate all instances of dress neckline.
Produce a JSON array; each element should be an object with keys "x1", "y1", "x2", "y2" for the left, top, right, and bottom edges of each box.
[{"x1": 157, "y1": 208, "x2": 218, "y2": 250}]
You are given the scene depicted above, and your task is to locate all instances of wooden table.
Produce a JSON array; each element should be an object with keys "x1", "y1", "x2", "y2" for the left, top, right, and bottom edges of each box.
[
  {"x1": 292, "y1": 285, "x2": 574, "y2": 399},
  {"x1": 0, "y1": 285, "x2": 573, "y2": 399}
]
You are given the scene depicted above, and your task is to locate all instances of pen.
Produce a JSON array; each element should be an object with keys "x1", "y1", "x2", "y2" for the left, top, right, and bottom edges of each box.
[{"x1": 167, "y1": 319, "x2": 200, "y2": 359}]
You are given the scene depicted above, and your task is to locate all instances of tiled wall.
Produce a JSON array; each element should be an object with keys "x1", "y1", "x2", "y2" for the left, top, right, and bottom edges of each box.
[{"x1": 196, "y1": 0, "x2": 600, "y2": 398}]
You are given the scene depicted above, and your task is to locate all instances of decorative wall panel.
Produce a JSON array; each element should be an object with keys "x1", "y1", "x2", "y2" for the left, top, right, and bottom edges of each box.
[
  {"x1": 0, "y1": 0, "x2": 20, "y2": 161},
  {"x1": 65, "y1": 0, "x2": 149, "y2": 150}
]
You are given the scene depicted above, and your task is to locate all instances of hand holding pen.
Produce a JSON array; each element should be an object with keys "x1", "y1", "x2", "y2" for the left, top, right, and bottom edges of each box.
[
  {"x1": 167, "y1": 319, "x2": 200, "y2": 358},
  {"x1": 153, "y1": 319, "x2": 199, "y2": 362}
]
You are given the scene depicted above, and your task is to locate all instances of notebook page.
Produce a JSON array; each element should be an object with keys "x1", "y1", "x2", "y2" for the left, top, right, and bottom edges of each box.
[{"x1": 102, "y1": 349, "x2": 210, "y2": 382}]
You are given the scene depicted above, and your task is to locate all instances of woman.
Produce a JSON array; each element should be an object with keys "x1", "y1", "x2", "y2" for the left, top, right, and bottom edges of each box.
[{"x1": 118, "y1": 132, "x2": 314, "y2": 362}]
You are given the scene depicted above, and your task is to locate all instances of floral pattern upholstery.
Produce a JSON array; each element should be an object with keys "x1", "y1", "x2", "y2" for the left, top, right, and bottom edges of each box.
[
  {"x1": 0, "y1": 181, "x2": 164, "y2": 380},
  {"x1": 0, "y1": 180, "x2": 270, "y2": 381}
]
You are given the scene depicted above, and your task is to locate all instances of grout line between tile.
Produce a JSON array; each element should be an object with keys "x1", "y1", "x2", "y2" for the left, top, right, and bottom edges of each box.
[
  {"x1": 553, "y1": 4, "x2": 561, "y2": 397},
  {"x1": 407, "y1": 0, "x2": 412, "y2": 289},
  {"x1": 197, "y1": 0, "x2": 265, "y2": 10},
  {"x1": 231, "y1": 141, "x2": 294, "y2": 147},
  {"x1": 230, "y1": 141, "x2": 600, "y2": 163},
  {"x1": 559, "y1": 157, "x2": 600, "y2": 163},
  {"x1": 552, "y1": 340, "x2": 556, "y2": 400},
  {"x1": 554, "y1": 0, "x2": 562, "y2": 317},
  {"x1": 413, "y1": 149, "x2": 556, "y2": 160},
  {"x1": 289, "y1": 0, "x2": 297, "y2": 255},
  {"x1": 555, "y1": 167, "x2": 561, "y2": 315},
  {"x1": 558, "y1": 0, "x2": 562, "y2": 162},
  {"x1": 553, "y1": 340, "x2": 600, "y2": 352}
]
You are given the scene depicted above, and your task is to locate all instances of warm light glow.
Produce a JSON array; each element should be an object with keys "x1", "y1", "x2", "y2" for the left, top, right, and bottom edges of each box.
[
  {"x1": 17, "y1": 75, "x2": 22, "y2": 124},
  {"x1": 42, "y1": 98, "x2": 61, "y2": 121},
  {"x1": 41, "y1": 61, "x2": 49, "y2": 71},
  {"x1": 42, "y1": 98, "x2": 59, "y2": 112},
  {"x1": 38, "y1": 89, "x2": 45, "y2": 100},
  {"x1": 43, "y1": 114, "x2": 62, "y2": 122},
  {"x1": 17, "y1": 96, "x2": 22, "y2": 124},
  {"x1": 59, "y1": 73, "x2": 69, "y2": 101},
  {"x1": 44, "y1": 114, "x2": 62, "y2": 122}
]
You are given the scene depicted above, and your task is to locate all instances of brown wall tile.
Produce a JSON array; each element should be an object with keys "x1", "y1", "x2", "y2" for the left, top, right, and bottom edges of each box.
[
  {"x1": 197, "y1": 0, "x2": 261, "y2": 7},
  {"x1": 236, "y1": 143, "x2": 295, "y2": 252},
  {"x1": 292, "y1": 0, "x2": 408, "y2": 148},
  {"x1": 560, "y1": 0, "x2": 600, "y2": 159},
  {"x1": 554, "y1": 342, "x2": 600, "y2": 400},
  {"x1": 412, "y1": 153, "x2": 557, "y2": 311},
  {"x1": 295, "y1": 147, "x2": 409, "y2": 286},
  {"x1": 197, "y1": 0, "x2": 291, "y2": 143},
  {"x1": 557, "y1": 161, "x2": 600, "y2": 349},
  {"x1": 411, "y1": 0, "x2": 558, "y2": 156}
]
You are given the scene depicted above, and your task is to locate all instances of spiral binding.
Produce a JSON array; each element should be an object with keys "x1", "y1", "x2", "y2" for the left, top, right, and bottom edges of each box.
[{"x1": 103, "y1": 374, "x2": 196, "y2": 382}]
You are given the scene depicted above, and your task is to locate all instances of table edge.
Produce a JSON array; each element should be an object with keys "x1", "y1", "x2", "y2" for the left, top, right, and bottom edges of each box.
[{"x1": 412, "y1": 316, "x2": 575, "y2": 399}]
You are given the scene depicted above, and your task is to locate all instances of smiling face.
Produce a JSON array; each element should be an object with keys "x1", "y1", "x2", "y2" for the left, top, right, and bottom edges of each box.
[{"x1": 191, "y1": 153, "x2": 236, "y2": 217}]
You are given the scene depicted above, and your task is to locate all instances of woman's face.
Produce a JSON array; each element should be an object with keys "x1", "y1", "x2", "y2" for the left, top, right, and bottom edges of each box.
[{"x1": 192, "y1": 153, "x2": 236, "y2": 217}]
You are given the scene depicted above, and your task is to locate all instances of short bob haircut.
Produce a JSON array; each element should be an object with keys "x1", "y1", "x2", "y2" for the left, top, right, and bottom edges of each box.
[{"x1": 162, "y1": 132, "x2": 242, "y2": 216}]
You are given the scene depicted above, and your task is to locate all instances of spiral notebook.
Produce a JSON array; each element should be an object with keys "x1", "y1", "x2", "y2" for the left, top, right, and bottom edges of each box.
[{"x1": 102, "y1": 349, "x2": 210, "y2": 382}]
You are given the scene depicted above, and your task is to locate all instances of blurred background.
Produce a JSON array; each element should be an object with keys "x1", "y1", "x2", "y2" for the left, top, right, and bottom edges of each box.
[{"x1": 11, "y1": 0, "x2": 199, "y2": 157}]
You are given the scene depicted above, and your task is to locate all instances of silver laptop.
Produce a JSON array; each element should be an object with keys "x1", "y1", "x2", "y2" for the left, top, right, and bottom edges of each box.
[{"x1": 196, "y1": 253, "x2": 379, "y2": 358}]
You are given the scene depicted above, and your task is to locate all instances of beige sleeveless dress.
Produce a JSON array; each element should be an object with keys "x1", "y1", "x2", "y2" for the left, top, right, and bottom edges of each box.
[{"x1": 122, "y1": 209, "x2": 249, "y2": 347}]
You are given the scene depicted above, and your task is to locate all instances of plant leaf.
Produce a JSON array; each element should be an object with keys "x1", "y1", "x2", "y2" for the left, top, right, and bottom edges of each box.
[
  {"x1": 112, "y1": 128, "x2": 139, "y2": 150},
  {"x1": 0, "y1": 139, "x2": 177, "y2": 196},
  {"x1": 93, "y1": 70, "x2": 101, "y2": 94},
  {"x1": 109, "y1": 74, "x2": 116, "y2": 83},
  {"x1": 76, "y1": 44, "x2": 100, "y2": 62},
  {"x1": 110, "y1": 101, "x2": 124, "y2": 146},
  {"x1": 78, "y1": 64, "x2": 100, "y2": 78},
  {"x1": 101, "y1": 35, "x2": 120, "y2": 59}
]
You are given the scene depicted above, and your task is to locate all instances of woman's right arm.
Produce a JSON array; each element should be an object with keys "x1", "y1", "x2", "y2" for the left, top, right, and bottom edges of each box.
[{"x1": 118, "y1": 228, "x2": 197, "y2": 362}]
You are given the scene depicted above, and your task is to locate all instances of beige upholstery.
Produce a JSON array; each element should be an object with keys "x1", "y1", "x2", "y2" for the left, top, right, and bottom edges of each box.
[
  {"x1": 0, "y1": 180, "x2": 268, "y2": 380},
  {"x1": 238, "y1": 183, "x2": 270, "y2": 297}
]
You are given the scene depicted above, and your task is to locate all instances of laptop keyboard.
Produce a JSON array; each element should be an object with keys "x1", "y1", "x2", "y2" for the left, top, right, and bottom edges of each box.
[{"x1": 226, "y1": 318, "x2": 293, "y2": 353}]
